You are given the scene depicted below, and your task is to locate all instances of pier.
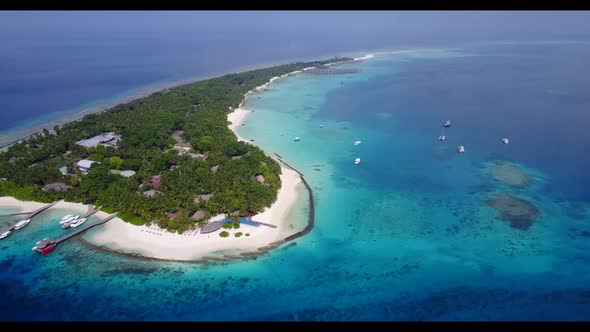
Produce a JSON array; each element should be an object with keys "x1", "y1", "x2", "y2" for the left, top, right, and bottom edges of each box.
[
  {"x1": 33, "y1": 213, "x2": 117, "y2": 254},
  {"x1": 0, "y1": 200, "x2": 59, "y2": 235}
]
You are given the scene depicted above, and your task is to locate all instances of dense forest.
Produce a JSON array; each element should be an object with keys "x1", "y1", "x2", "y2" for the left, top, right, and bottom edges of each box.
[{"x1": 0, "y1": 57, "x2": 351, "y2": 233}]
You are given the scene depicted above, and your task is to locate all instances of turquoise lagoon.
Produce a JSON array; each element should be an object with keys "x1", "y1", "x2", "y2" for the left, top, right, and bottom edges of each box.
[{"x1": 1, "y1": 43, "x2": 590, "y2": 320}]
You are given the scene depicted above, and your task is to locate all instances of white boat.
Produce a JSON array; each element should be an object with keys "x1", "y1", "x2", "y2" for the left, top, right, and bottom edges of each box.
[
  {"x1": 443, "y1": 120, "x2": 451, "y2": 128},
  {"x1": 60, "y1": 214, "x2": 73, "y2": 222},
  {"x1": 354, "y1": 140, "x2": 362, "y2": 146},
  {"x1": 14, "y1": 218, "x2": 31, "y2": 230},
  {"x1": 457, "y1": 145, "x2": 465, "y2": 153},
  {"x1": 70, "y1": 218, "x2": 88, "y2": 228},
  {"x1": 319, "y1": 125, "x2": 324, "y2": 128},
  {"x1": 0, "y1": 231, "x2": 12, "y2": 240},
  {"x1": 354, "y1": 158, "x2": 361, "y2": 165},
  {"x1": 294, "y1": 137, "x2": 300, "y2": 142},
  {"x1": 33, "y1": 238, "x2": 50, "y2": 251},
  {"x1": 438, "y1": 135, "x2": 446, "y2": 141},
  {"x1": 501, "y1": 138, "x2": 510, "y2": 144},
  {"x1": 60, "y1": 215, "x2": 79, "y2": 224}
]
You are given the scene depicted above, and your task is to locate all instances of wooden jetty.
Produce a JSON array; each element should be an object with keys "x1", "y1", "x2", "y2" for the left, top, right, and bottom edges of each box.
[
  {"x1": 33, "y1": 213, "x2": 117, "y2": 254},
  {"x1": 0, "y1": 200, "x2": 59, "y2": 236}
]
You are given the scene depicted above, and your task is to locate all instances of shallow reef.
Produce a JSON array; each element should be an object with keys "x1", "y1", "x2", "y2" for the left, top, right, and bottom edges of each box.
[
  {"x1": 491, "y1": 161, "x2": 531, "y2": 189},
  {"x1": 485, "y1": 193, "x2": 541, "y2": 230}
]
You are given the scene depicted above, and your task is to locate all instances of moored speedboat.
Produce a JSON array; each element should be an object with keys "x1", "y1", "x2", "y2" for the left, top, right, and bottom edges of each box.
[
  {"x1": 354, "y1": 158, "x2": 361, "y2": 165},
  {"x1": 443, "y1": 120, "x2": 451, "y2": 128},
  {"x1": 457, "y1": 145, "x2": 465, "y2": 153},
  {"x1": 438, "y1": 135, "x2": 446, "y2": 141},
  {"x1": 60, "y1": 214, "x2": 73, "y2": 222},
  {"x1": 70, "y1": 217, "x2": 88, "y2": 228},
  {"x1": 41, "y1": 244, "x2": 56, "y2": 255},
  {"x1": 501, "y1": 138, "x2": 509, "y2": 144},
  {"x1": 354, "y1": 140, "x2": 362, "y2": 146},
  {"x1": 60, "y1": 215, "x2": 79, "y2": 224},
  {"x1": 14, "y1": 218, "x2": 31, "y2": 230},
  {"x1": 0, "y1": 231, "x2": 12, "y2": 240},
  {"x1": 294, "y1": 137, "x2": 300, "y2": 142}
]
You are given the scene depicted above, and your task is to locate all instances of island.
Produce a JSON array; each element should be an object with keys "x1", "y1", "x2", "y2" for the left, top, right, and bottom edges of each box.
[{"x1": 0, "y1": 56, "x2": 352, "y2": 261}]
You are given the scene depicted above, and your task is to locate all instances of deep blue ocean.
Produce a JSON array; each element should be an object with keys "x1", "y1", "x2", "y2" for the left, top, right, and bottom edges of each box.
[{"x1": 2, "y1": 38, "x2": 590, "y2": 320}]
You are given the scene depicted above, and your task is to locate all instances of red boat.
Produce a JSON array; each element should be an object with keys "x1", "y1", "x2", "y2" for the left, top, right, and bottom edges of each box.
[{"x1": 41, "y1": 244, "x2": 56, "y2": 255}]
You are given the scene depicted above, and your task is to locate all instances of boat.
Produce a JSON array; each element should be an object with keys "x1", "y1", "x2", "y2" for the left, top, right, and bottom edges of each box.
[
  {"x1": 501, "y1": 138, "x2": 510, "y2": 144},
  {"x1": 319, "y1": 124, "x2": 324, "y2": 128},
  {"x1": 443, "y1": 120, "x2": 451, "y2": 128},
  {"x1": 438, "y1": 135, "x2": 446, "y2": 141},
  {"x1": 0, "y1": 231, "x2": 12, "y2": 240},
  {"x1": 41, "y1": 244, "x2": 56, "y2": 255},
  {"x1": 457, "y1": 145, "x2": 465, "y2": 153},
  {"x1": 14, "y1": 218, "x2": 31, "y2": 230},
  {"x1": 354, "y1": 140, "x2": 362, "y2": 146},
  {"x1": 60, "y1": 214, "x2": 73, "y2": 222},
  {"x1": 70, "y1": 217, "x2": 88, "y2": 228},
  {"x1": 60, "y1": 215, "x2": 79, "y2": 224},
  {"x1": 354, "y1": 158, "x2": 361, "y2": 165},
  {"x1": 294, "y1": 137, "x2": 300, "y2": 142},
  {"x1": 33, "y1": 238, "x2": 50, "y2": 250}
]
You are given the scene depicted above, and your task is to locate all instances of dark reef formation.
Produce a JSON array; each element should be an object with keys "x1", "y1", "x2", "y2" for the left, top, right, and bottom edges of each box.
[{"x1": 485, "y1": 193, "x2": 541, "y2": 230}]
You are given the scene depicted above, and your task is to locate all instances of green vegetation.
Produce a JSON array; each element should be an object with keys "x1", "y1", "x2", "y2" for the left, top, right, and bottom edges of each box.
[
  {"x1": 235, "y1": 232, "x2": 243, "y2": 238},
  {"x1": 108, "y1": 157, "x2": 123, "y2": 170},
  {"x1": 0, "y1": 57, "x2": 351, "y2": 232},
  {"x1": 233, "y1": 220, "x2": 241, "y2": 229},
  {"x1": 222, "y1": 223, "x2": 233, "y2": 229},
  {"x1": 219, "y1": 231, "x2": 229, "y2": 238}
]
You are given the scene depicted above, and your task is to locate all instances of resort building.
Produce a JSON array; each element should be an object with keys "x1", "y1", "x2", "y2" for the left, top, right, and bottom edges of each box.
[
  {"x1": 151, "y1": 175, "x2": 161, "y2": 188},
  {"x1": 142, "y1": 189, "x2": 159, "y2": 197},
  {"x1": 42, "y1": 182, "x2": 72, "y2": 192},
  {"x1": 118, "y1": 170, "x2": 136, "y2": 178},
  {"x1": 75, "y1": 132, "x2": 122, "y2": 149},
  {"x1": 58, "y1": 166, "x2": 68, "y2": 175},
  {"x1": 194, "y1": 194, "x2": 213, "y2": 204},
  {"x1": 76, "y1": 159, "x2": 97, "y2": 173},
  {"x1": 200, "y1": 221, "x2": 224, "y2": 234},
  {"x1": 191, "y1": 210, "x2": 207, "y2": 221}
]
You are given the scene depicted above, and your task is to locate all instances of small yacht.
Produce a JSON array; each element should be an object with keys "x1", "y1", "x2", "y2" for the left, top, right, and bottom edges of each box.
[
  {"x1": 14, "y1": 218, "x2": 31, "y2": 230},
  {"x1": 354, "y1": 158, "x2": 361, "y2": 165},
  {"x1": 60, "y1": 215, "x2": 79, "y2": 224},
  {"x1": 354, "y1": 140, "x2": 362, "y2": 146},
  {"x1": 443, "y1": 120, "x2": 451, "y2": 128},
  {"x1": 438, "y1": 135, "x2": 446, "y2": 141},
  {"x1": 457, "y1": 145, "x2": 465, "y2": 153},
  {"x1": 0, "y1": 231, "x2": 12, "y2": 240},
  {"x1": 501, "y1": 138, "x2": 510, "y2": 144},
  {"x1": 319, "y1": 124, "x2": 324, "y2": 128},
  {"x1": 60, "y1": 214, "x2": 73, "y2": 222},
  {"x1": 294, "y1": 137, "x2": 300, "y2": 142},
  {"x1": 70, "y1": 218, "x2": 88, "y2": 228}
]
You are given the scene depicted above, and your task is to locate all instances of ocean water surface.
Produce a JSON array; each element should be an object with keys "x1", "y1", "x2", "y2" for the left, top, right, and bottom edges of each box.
[{"x1": 1, "y1": 43, "x2": 590, "y2": 320}]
